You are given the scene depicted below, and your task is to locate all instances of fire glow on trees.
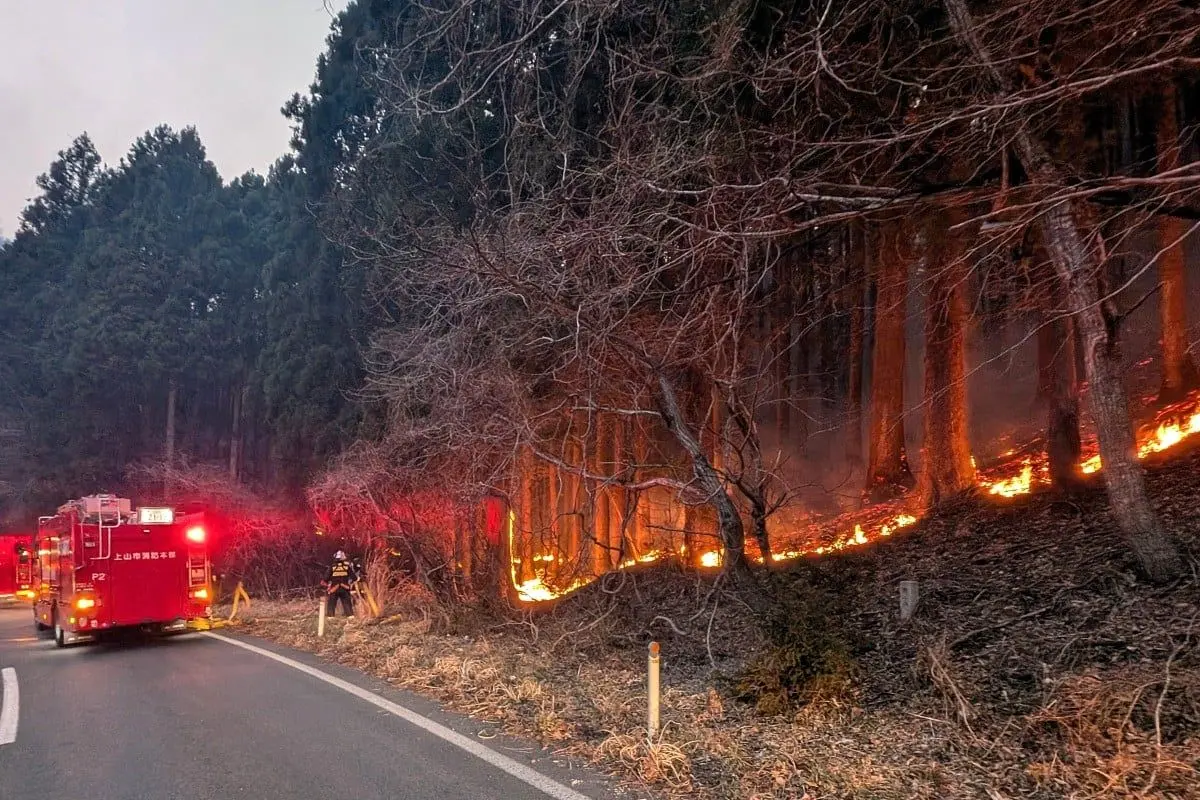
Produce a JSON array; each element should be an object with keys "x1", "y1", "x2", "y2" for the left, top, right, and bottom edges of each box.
[{"x1": 508, "y1": 393, "x2": 1200, "y2": 603}]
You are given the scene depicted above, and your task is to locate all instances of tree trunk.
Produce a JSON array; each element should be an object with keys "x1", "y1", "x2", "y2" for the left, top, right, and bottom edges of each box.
[
  {"x1": 165, "y1": 378, "x2": 177, "y2": 466},
  {"x1": 918, "y1": 207, "x2": 976, "y2": 507},
  {"x1": 865, "y1": 220, "x2": 913, "y2": 501},
  {"x1": 229, "y1": 382, "x2": 243, "y2": 481},
  {"x1": 775, "y1": 289, "x2": 791, "y2": 441},
  {"x1": 725, "y1": 392, "x2": 773, "y2": 562},
  {"x1": 518, "y1": 448, "x2": 534, "y2": 585},
  {"x1": 1155, "y1": 82, "x2": 1198, "y2": 402},
  {"x1": 846, "y1": 223, "x2": 866, "y2": 468},
  {"x1": 655, "y1": 373, "x2": 752, "y2": 582},
  {"x1": 943, "y1": 0, "x2": 1183, "y2": 583},
  {"x1": 590, "y1": 416, "x2": 612, "y2": 574},
  {"x1": 1037, "y1": 315, "x2": 1083, "y2": 489},
  {"x1": 547, "y1": 454, "x2": 560, "y2": 562}
]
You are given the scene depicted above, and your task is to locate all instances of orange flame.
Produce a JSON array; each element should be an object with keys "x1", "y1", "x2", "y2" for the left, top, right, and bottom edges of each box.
[
  {"x1": 1137, "y1": 412, "x2": 1200, "y2": 458},
  {"x1": 983, "y1": 463, "x2": 1034, "y2": 498},
  {"x1": 976, "y1": 394, "x2": 1200, "y2": 494}
]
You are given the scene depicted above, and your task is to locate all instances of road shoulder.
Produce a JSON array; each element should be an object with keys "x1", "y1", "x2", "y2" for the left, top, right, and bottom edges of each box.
[{"x1": 203, "y1": 626, "x2": 627, "y2": 800}]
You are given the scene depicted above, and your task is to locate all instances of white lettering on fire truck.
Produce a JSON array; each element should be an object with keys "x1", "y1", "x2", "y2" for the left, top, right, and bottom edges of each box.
[{"x1": 114, "y1": 551, "x2": 177, "y2": 561}]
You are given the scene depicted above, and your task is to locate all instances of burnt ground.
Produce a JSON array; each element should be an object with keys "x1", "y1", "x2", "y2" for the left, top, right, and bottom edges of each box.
[{"x1": 230, "y1": 444, "x2": 1200, "y2": 799}]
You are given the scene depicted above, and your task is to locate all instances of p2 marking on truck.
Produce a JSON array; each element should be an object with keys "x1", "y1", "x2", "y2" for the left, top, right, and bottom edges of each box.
[{"x1": 32, "y1": 494, "x2": 213, "y2": 647}]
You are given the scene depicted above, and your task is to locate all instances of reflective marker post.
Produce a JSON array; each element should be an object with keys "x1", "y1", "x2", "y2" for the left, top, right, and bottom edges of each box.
[
  {"x1": 647, "y1": 641, "x2": 661, "y2": 739},
  {"x1": 317, "y1": 596, "x2": 327, "y2": 638}
]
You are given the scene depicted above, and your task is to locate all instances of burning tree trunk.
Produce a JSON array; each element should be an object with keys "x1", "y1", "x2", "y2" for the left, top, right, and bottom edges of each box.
[
  {"x1": 945, "y1": 0, "x2": 1183, "y2": 583},
  {"x1": 517, "y1": 447, "x2": 535, "y2": 585},
  {"x1": 866, "y1": 220, "x2": 913, "y2": 501},
  {"x1": 588, "y1": 415, "x2": 612, "y2": 573},
  {"x1": 917, "y1": 207, "x2": 976, "y2": 507},
  {"x1": 1037, "y1": 313, "x2": 1083, "y2": 490},
  {"x1": 1154, "y1": 81, "x2": 1198, "y2": 403}
]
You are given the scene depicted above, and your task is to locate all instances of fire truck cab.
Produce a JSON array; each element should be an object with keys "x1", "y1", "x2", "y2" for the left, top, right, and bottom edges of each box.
[
  {"x1": 0, "y1": 534, "x2": 35, "y2": 603},
  {"x1": 32, "y1": 495, "x2": 212, "y2": 647}
]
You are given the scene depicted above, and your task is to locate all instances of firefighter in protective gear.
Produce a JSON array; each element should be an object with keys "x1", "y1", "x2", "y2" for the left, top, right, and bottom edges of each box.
[{"x1": 324, "y1": 550, "x2": 355, "y2": 617}]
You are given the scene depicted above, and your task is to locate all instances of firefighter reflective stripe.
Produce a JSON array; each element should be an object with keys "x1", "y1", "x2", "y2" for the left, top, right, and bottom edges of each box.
[{"x1": 330, "y1": 562, "x2": 350, "y2": 580}]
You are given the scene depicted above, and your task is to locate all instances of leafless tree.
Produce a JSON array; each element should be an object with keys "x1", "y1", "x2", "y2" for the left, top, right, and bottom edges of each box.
[{"x1": 323, "y1": 0, "x2": 1197, "y2": 594}]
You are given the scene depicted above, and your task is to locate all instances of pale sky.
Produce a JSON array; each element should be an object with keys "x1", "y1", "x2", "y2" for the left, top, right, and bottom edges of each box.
[{"x1": 0, "y1": 0, "x2": 349, "y2": 237}]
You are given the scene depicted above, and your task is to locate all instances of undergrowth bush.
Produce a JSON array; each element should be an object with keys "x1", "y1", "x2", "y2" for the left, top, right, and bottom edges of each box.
[{"x1": 733, "y1": 569, "x2": 858, "y2": 715}]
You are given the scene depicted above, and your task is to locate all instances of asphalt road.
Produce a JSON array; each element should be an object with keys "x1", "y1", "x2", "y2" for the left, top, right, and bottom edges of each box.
[{"x1": 0, "y1": 607, "x2": 618, "y2": 800}]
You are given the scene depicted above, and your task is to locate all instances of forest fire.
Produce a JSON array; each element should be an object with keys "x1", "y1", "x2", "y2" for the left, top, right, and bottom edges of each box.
[
  {"x1": 975, "y1": 393, "x2": 1200, "y2": 496},
  {"x1": 509, "y1": 393, "x2": 1200, "y2": 603}
]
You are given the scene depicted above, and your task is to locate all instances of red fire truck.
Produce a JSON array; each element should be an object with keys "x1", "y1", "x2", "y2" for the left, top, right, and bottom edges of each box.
[
  {"x1": 0, "y1": 534, "x2": 35, "y2": 603},
  {"x1": 32, "y1": 494, "x2": 213, "y2": 647}
]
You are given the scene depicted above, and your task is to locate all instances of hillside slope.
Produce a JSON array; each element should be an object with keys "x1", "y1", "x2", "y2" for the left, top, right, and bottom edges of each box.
[{"x1": 233, "y1": 445, "x2": 1200, "y2": 799}]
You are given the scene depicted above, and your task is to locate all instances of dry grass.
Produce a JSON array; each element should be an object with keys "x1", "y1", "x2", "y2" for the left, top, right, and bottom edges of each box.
[{"x1": 223, "y1": 448, "x2": 1200, "y2": 800}]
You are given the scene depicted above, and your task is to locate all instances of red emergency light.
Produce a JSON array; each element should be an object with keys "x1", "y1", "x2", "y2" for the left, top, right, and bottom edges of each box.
[{"x1": 185, "y1": 526, "x2": 206, "y2": 544}]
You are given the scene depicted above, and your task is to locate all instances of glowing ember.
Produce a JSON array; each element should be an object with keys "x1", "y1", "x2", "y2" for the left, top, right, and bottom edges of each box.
[
  {"x1": 513, "y1": 575, "x2": 591, "y2": 603},
  {"x1": 619, "y1": 551, "x2": 663, "y2": 569},
  {"x1": 880, "y1": 514, "x2": 918, "y2": 536},
  {"x1": 1080, "y1": 454, "x2": 1102, "y2": 474},
  {"x1": 699, "y1": 551, "x2": 722, "y2": 568}
]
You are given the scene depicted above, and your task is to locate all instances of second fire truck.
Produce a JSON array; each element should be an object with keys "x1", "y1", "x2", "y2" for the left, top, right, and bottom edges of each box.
[
  {"x1": 32, "y1": 494, "x2": 213, "y2": 647},
  {"x1": 0, "y1": 534, "x2": 35, "y2": 603}
]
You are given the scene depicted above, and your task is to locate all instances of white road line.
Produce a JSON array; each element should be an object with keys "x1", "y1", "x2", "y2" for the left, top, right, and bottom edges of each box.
[
  {"x1": 203, "y1": 632, "x2": 595, "y2": 800},
  {"x1": 0, "y1": 667, "x2": 18, "y2": 745}
]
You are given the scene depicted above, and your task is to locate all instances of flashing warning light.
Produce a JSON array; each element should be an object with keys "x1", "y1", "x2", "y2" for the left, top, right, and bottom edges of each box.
[
  {"x1": 75, "y1": 597, "x2": 95, "y2": 610},
  {"x1": 185, "y1": 526, "x2": 206, "y2": 544},
  {"x1": 191, "y1": 588, "x2": 208, "y2": 600}
]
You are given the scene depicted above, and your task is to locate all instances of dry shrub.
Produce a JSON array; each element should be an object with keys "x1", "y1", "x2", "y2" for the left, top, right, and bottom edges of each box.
[
  {"x1": 1025, "y1": 666, "x2": 1200, "y2": 797},
  {"x1": 596, "y1": 731, "x2": 694, "y2": 792},
  {"x1": 918, "y1": 640, "x2": 978, "y2": 735},
  {"x1": 127, "y1": 459, "x2": 318, "y2": 597},
  {"x1": 734, "y1": 572, "x2": 858, "y2": 715}
]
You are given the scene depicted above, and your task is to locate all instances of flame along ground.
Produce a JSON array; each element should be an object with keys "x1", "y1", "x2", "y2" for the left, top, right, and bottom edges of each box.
[{"x1": 510, "y1": 393, "x2": 1200, "y2": 603}]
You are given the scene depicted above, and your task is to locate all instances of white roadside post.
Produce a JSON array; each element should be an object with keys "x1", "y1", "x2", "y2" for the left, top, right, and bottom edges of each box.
[
  {"x1": 317, "y1": 595, "x2": 327, "y2": 638},
  {"x1": 647, "y1": 641, "x2": 661, "y2": 739},
  {"x1": 899, "y1": 580, "x2": 920, "y2": 622}
]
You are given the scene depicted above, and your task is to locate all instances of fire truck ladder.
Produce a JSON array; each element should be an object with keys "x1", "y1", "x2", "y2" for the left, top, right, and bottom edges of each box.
[
  {"x1": 72, "y1": 495, "x2": 132, "y2": 562},
  {"x1": 187, "y1": 554, "x2": 210, "y2": 586},
  {"x1": 186, "y1": 544, "x2": 211, "y2": 598}
]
